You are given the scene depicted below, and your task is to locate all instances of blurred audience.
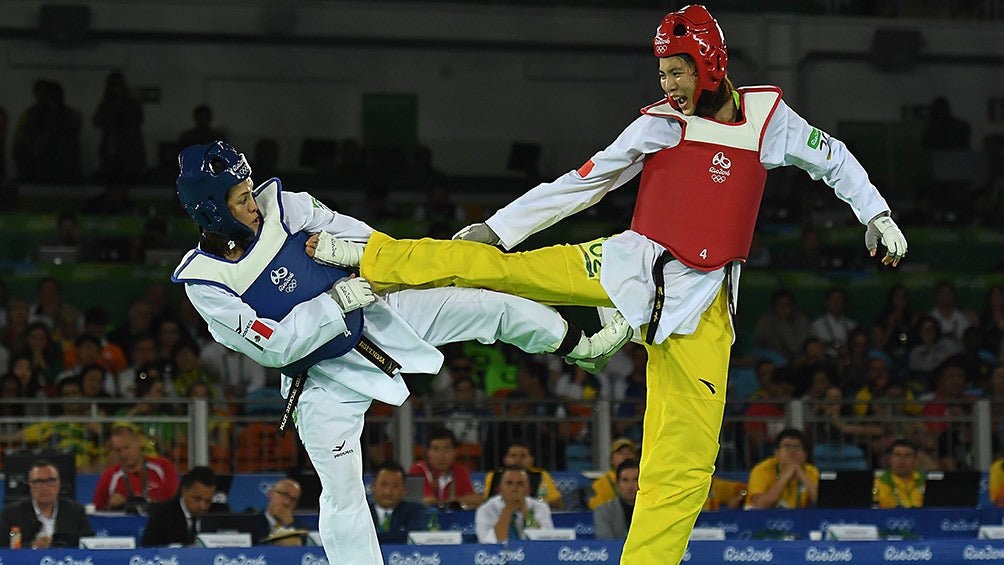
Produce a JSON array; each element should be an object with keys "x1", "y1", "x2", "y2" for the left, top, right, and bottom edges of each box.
[
  {"x1": 92, "y1": 71, "x2": 145, "y2": 186},
  {"x1": 588, "y1": 438, "x2": 638, "y2": 510},
  {"x1": 483, "y1": 441, "x2": 563, "y2": 510},
  {"x1": 874, "y1": 439, "x2": 925, "y2": 508},
  {"x1": 370, "y1": 461, "x2": 425, "y2": 545},
  {"x1": 92, "y1": 424, "x2": 179, "y2": 512},
  {"x1": 593, "y1": 458, "x2": 639, "y2": 539},
  {"x1": 0, "y1": 459, "x2": 93, "y2": 548},
  {"x1": 408, "y1": 427, "x2": 481, "y2": 510},
  {"x1": 177, "y1": 105, "x2": 226, "y2": 149},
  {"x1": 753, "y1": 289, "x2": 810, "y2": 363},
  {"x1": 474, "y1": 465, "x2": 553, "y2": 543},
  {"x1": 745, "y1": 428, "x2": 818, "y2": 510}
]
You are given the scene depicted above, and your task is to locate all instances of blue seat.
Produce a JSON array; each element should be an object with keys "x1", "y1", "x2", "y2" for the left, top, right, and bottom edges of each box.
[
  {"x1": 813, "y1": 443, "x2": 869, "y2": 470},
  {"x1": 565, "y1": 442, "x2": 592, "y2": 474},
  {"x1": 243, "y1": 388, "x2": 284, "y2": 416}
]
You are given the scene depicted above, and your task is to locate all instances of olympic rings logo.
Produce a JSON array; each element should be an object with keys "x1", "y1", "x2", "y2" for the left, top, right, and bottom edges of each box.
[
  {"x1": 885, "y1": 518, "x2": 916, "y2": 530},
  {"x1": 712, "y1": 174, "x2": 727, "y2": 183}
]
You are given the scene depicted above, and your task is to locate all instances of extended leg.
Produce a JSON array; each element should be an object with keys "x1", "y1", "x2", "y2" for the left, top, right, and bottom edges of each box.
[
  {"x1": 382, "y1": 286, "x2": 629, "y2": 370},
  {"x1": 621, "y1": 287, "x2": 732, "y2": 565},
  {"x1": 361, "y1": 231, "x2": 611, "y2": 307}
]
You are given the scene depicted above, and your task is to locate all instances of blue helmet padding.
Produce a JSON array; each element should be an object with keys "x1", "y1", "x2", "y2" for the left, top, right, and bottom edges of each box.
[{"x1": 176, "y1": 141, "x2": 254, "y2": 240}]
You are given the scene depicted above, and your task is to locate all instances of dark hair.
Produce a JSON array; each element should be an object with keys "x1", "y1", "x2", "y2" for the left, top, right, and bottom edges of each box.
[
  {"x1": 377, "y1": 460, "x2": 406, "y2": 477},
  {"x1": 520, "y1": 361, "x2": 549, "y2": 392},
  {"x1": 616, "y1": 458, "x2": 640, "y2": 480},
  {"x1": 774, "y1": 428, "x2": 806, "y2": 450},
  {"x1": 825, "y1": 287, "x2": 848, "y2": 300},
  {"x1": 180, "y1": 466, "x2": 216, "y2": 490},
  {"x1": 199, "y1": 229, "x2": 251, "y2": 258},
  {"x1": 506, "y1": 440, "x2": 532, "y2": 455},
  {"x1": 37, "y1": 276, "x2": 60, "y2": 291},
  {"x1": 500, "y1": 464, "x2": 528, "y2": 479},
  {"x1": 74, "y1": 334, "x2": 101, "y2": 349},
  {"x1": 0, "y1": 374, "x2": 24, "y2": 399},
  {"x1": 427, "y1": 427, "x2": 458, "y2": 449},
  {"x1": 29, "y1": 459, "x2": 58, "y2": 479},
  {"x1": 173, "y1": 340, "x2": 200, "y2": 358},
  {"x1": 770, "y1": 288, "x2": 794, "y2": 306},
  {"x1": 84, "y1": 307, "x2": 111, "y2": 327},
  {"x1": 77, "y1": 363, "x2": 105, "y2": 381},
  {"x1": 57, "y1": 377, "x2": 81, "y2": 395},
  {"x1": 887, "y1": 438, "x2": 916, "y2": 454},
  {"x1": 452, "y1": 376, "x2": 476, "y2": 390}
]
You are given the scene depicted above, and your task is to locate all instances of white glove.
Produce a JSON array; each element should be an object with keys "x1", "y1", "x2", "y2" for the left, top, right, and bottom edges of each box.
[
  {"x1": 865, "y1": 212, "x2": 908, "y2": 266},
  {"x1": 313, "y1": 231, "x2": 364, "y2": 268},
  {"x1": 452, "y1": 223, "x2": 501, "y2": 245},
  {"x1": 328, "y1": 276, "x2": 375, "y2": 313}
]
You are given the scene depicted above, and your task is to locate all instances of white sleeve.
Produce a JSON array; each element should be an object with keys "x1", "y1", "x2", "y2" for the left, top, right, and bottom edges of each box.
[
  {"x1": 280, "y1": 190, "x2": 375, "y2": 244},
  {"x1": 474, "y1": 504, "x2": 500, "y2": 543},
  {"x1": 760, "y1": 100, "x2": 890, "y2": 225},
  {"x1": 534, "y1": 500, "x2": 554, "y2": 529},
  {"x1": 486, "y1": 115, "x2": 682, "y2": 249},
  {"x1": 184, "y1": 281, "x2": 350, "y2": 370}
]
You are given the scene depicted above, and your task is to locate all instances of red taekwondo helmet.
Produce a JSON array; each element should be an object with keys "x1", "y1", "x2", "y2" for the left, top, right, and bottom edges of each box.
[{"x1": 653, "y1": 5, "x2": 728, "y2": 101}]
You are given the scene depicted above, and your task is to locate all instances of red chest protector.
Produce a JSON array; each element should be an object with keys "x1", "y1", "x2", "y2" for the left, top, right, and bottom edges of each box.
[{"x1": 631, "y1": 86, "x2": 782, "y2": 271}]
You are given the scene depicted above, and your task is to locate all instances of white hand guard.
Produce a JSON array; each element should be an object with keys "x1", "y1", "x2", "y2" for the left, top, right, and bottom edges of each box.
[
  {"x1": 328, "y1": 277, "x2": 375, "y2": 314},
  {"x1": 864, "y1": 213, "x2": 908, "y2": 263},
  {"x1": 313, "y1": 231, "x2": 364, "y2": 268},
  {"x1": 452, "y1": 223, "x2": 501, "y2": 245}
]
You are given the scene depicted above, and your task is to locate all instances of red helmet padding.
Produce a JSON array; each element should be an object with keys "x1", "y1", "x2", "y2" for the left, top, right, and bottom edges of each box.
[{"x1": 653, "y1": 5, "x2": 728, "y2": 97}]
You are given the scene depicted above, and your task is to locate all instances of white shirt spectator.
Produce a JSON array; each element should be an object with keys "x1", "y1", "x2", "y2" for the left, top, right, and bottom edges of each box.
[{"x1": 475, "y1": 494, "x2": 553, "y2": 543}]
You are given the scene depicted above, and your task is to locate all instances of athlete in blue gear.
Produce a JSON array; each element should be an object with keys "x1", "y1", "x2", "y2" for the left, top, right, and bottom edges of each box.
[{"x1": 171, "y1": 141, "x2": 629, "y2": 565}]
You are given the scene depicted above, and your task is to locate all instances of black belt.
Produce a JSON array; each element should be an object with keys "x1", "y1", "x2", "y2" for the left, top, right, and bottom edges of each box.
[
  {"x1": 277, "y1": 335, "x2": 402, "y2": 436},
  {"x1": 644, "y1": 251, "x2": 738, "y2": 346},
  {"x1": 645, "y1": 250, "x2": 672, "y2": 345}
]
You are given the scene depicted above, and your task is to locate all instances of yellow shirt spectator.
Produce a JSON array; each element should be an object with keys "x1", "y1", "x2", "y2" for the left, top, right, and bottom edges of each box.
[
  {"x1": 874, "y1": 439, "x2": 924, "y2": 509},
  {"x1": 990, "y1": 457, "x2": 1004, "y2": 507},
  {"x1": 874, "y1": 470, "x2": 925, "y2": 508},
  {"x1": 588, "y1": 438, "x2": 638, "y2": 510},
  {"x1": 484, "y1": 467, "x2": 562, "y2": 509},
  {"x1": 704, "y1": 477, "x2": 747, "y2": 511},
  {"x1": 745, "y1": 429, "x2": 819, "y2": 510},
  {"x1": 485, "y1": 441, "x2": 564, "y2": 509}
]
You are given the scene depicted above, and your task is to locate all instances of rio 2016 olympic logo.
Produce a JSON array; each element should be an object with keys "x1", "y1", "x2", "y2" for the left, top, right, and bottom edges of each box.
[{"x1": 709, "y1": 151, "x2": 732, "y2": 184}]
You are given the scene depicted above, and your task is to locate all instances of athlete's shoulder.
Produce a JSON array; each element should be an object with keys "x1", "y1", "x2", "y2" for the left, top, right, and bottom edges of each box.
[
  {"x1": 640, "y1": 97, "x2": 684, "y2": 118},
  {"x1": 738, "y1": 85, "x2": 783, "y2": 97}
]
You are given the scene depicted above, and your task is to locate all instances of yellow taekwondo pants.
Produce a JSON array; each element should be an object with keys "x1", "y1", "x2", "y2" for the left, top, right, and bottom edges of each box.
[{"x1": 361, "y1": 231, "x2": 732, "y2": 564}]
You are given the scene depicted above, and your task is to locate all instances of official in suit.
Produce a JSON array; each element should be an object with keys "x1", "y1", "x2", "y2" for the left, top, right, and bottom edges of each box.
[
  {"x1": 370, "y1": 461, "x2": 426, "y2": 544},
  {"x1": 140, "y1": 466, "x2": 216, "y2": 547},
  {"x1": 593, "y1": 459, "x2": 639, "y2": 540},
  {"x1": 0, "y1": 459, "x2": 93, "y2": 548},
  {"x1": 253, "y1": 478, "x2": 307, "y2": 545}
]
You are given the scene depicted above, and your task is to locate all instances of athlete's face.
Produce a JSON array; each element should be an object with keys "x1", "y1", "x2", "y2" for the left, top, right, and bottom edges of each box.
[
  {"x1": 659, "y1": 56, "x2": 699, "y2": 115},
  {"x1": 227, "y1": 179, "x2": 260, "y2": 233}
]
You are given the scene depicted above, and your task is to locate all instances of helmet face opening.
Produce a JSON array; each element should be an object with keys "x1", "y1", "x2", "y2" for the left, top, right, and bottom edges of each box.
[
  {"x1": 176, "y1": 141, "x2": 255, "y2": 241},
  {"x1": 653, "y1": 5, "x2": 728, "y2": 104}
]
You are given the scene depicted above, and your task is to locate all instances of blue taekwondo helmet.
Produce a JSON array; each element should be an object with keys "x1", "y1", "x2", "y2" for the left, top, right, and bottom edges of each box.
[{"x1": 176, "y1": 141, "x2": 255, "y2": 240}]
